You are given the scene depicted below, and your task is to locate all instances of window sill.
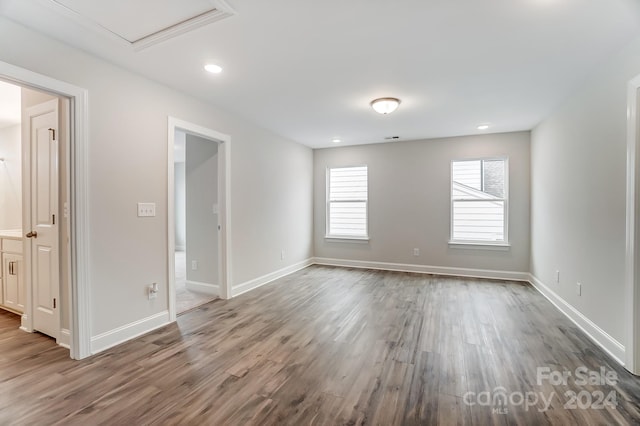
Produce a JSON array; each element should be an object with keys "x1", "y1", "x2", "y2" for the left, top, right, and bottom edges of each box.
[
  {"x1": 448, "y1": 241, "x2": 511, "y2": 251},
  {"x1": 325, "y1": 235, "x2": 370, "y2": 243}
]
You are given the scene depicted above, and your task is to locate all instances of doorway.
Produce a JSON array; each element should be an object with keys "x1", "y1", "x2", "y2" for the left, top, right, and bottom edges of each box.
[
  {"x1": 0, "y1": 59, "x2": 90, "y2": 359},
  {"x1": 174, "y1": 130, "x2": 219, "y2": 313},
  {"x1": 167, "y1": 117, "x2": 231, "y2": 321},
  {"x1": 0, "y1": 80, "x2": 68, "y2": 348}
]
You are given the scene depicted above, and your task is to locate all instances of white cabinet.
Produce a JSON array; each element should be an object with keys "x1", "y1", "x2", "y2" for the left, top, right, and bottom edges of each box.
[
  {"x1": 2, "y1": 253, "x2": 24, "y2": 313},
  {"x1": 0, "y1": 236, "x2": 24, "y2": 314}
]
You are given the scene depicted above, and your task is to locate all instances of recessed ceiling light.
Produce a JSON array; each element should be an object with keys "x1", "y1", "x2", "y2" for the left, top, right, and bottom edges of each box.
[
  {"x1": 332, "y1": 138, "x2": 341, "y2": 143},
  {"x1": 204, "y1": 64, "x2": 223, "y2": 74},
  {"x1": 477, "y1": 124, "x2": 490, "y2": 130},
  {"x1": 371, "y1": 97, "x2": 401, "y2": 114}
]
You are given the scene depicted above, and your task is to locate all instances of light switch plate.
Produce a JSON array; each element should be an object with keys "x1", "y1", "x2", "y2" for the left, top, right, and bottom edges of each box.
[{"x1": 138, "y1": 202, "x2": 156, "y2": 217}]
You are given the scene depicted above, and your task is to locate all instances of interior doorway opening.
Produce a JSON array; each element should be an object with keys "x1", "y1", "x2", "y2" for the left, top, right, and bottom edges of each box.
[
  {"x1": 0, "y1": 59, "x2": 90, "y2": 360},
  {"x1": 0, "y1": 78, "x2": 70, "y2": 350},
  {"x1": 173, "y1": 129, "x2": 219, "y2": 313},
  {"x1": 167, "y1": 117, "x2": 231, "y2": 321}
]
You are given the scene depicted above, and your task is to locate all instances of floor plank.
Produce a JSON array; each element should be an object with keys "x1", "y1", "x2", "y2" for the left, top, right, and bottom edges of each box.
[{"x1": 0, "y1": 265, "x2": 639, "y2": 425}]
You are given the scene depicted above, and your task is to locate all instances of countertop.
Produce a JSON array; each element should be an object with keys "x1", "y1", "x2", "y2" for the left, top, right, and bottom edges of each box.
[{"x1": 0, "y1": 230, "x2": 23, "y2": 239}]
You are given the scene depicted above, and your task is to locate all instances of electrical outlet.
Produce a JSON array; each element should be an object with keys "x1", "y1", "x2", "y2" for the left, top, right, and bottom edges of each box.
[
  {"x1": 137, "y1": 202, "x2": 156, "y2": 217},
  {"x1": 556, "y1": 270, "x2": 560, "y2": 284},
  {"x1": 281, "y1": 250, "x2": 285, "y2": 260},
  {"x1": 191, "y1": 260, "x2": 198, "y2": 270},
  {"x1": 577, "y1": 282, "x2": 582, "y2": 296},
  {"x1": 148, "y1": 282, "x2": 158, "y2": 300},
  {"x1": 413, "y1": 248, "x2": 420, "y2": 256}
]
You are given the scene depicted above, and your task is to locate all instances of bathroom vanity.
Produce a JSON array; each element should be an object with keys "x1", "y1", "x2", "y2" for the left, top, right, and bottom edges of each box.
[{"x1": 0, "y1": 230, "x2": 24, "y2": 314}]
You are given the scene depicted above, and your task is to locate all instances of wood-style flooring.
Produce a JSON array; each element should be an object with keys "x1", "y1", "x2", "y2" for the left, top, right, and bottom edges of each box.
[{"x1": 1, "y1": 265, "x2": 640, "y2": 425}]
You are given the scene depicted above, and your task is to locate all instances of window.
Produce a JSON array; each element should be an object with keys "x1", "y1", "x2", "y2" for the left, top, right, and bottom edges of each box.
[
  {"x1": 326, "y1": 166, "x2": 368, "y2": 239},
  {"x1": 451, "y1": 158, "x2": 508, "y2": 244}
]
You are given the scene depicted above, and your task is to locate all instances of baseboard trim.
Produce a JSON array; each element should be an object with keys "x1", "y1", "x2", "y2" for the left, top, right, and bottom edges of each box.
[
  {"x1": 58, "y1": 328, "x2": 71, "y2": 349},
  {"x1": 90, "y1": 311, "x2": 170, "y2": 355},
  {"x1": 312, "y1": 257, "x2": 530, "y2": 282},
  {"x1": 529, "y1": 274, "x2": 625, "y2": 365},
  {"x1": 19, "y1": 313, "x2": 29, "y2": 332},
  {"x1": 185, "y1": 280, "x2": 220, "y2": 296},
  {"x1": 231, "y1": 258, "x2": 314, "y2": 297}
]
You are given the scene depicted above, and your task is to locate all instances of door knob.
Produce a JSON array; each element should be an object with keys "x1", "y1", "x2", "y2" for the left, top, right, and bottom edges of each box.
[{"x1": 25, "y1": 231, "x2": 37, "y2": 238}]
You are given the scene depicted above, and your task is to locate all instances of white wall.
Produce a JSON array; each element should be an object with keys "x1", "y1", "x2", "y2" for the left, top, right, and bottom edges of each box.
[
  {"x1": 0, "y1": 18, "x2": 314, "y2": 337},
  {"x1": 314, "y1": 132, "x2": 531, "y2": 274},
  {"x1": 185, "y1": 134, "x2": 218, "y2": 285},
  {"x1": 0, "y1": 124, "x2": 21, "y2": 230},
  {"x1": 531, "y1": 35, "x2": 640, "y2": 347}
]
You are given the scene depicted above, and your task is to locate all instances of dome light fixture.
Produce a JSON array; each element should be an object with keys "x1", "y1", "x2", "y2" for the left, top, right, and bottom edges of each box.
[
  {"x1": 370, "y1": 97, "x2": 401, "y2": 114},
  {"x1": 204, "y1": 63, "x2": 223, "y2": 74}
]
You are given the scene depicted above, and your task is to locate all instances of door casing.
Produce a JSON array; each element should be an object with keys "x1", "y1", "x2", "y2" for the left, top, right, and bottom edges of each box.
[{"x1": 0, "y1": 60, "x2": 90, "y2": 360}]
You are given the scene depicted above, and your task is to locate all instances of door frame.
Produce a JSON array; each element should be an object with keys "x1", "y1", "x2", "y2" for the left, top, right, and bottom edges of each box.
[
  {"x1": 0, "y1": 60, "x2": 90, "y2": 360},
  {"x1": 626, "y1": 75, "x2": 640, "y2": 374},
  {"x1": 167, "y1": 117, "x2": 231, "y2": 321}
]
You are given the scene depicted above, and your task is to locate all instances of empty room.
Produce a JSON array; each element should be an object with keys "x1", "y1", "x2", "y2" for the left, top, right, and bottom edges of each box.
[{"x1": 2, "y1": 0, "x2": 640, "y2": 424}]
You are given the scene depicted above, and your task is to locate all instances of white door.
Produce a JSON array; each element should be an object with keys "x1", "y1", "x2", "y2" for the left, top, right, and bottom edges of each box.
[{"x1": 25, "y1": 99, "x2": 60, "y2": 339}]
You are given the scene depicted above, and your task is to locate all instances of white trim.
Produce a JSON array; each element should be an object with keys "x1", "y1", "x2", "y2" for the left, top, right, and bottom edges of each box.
[
  {"x1": 530, "y1": 274, "x2": 625, "y2": 366},
  {"x1": 626, "y1": 75, "x2": 640, "y2": 374},
  {"x1": 58, "y1": 328, "x2": 71, "y2": 349},
  {"x1": 90, "y1": 311, "x2": 170, "y2": 354},
  {"x1": 167, "y1": 117, "x2": 232, "y2": 324},
  {"x1": 312, "y1": 257, "x2": 529, "y2": 282},
  {"x1": 42, "y1": 0, "x2": 235, "y2": 51},
  {"x1": 20, "y1": 313, "x2": 29, "y2": 332},
  {"x1": 231, "y1": 258, "x2": 314, "y2": 297},
  {"x1": 448, "y1": 242, "x2": 511, "y2": 251},
  {"x1": 0, "y1": 60, "x2": 91, "y2": 360},
  {"x1": 450, "y1": 157, "x2": 509, "y2": 245},
  {"x1": 175, "y1": 245, "x2": 186, "y2": 252},
  {"x1": 326, "y1": 165, "x2": 369, "y2": 240},
  {"x1": 185, "y1": 280, "x2": 220, "y2": 296},
  {"x1": 324, "y1": 236, "x2": 370, "y2": 243}
]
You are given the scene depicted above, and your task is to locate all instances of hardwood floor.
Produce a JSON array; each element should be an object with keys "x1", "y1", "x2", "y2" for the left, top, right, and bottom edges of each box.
[{"x1": 1, "y1": 265, "x2": 640, "y2": 425}]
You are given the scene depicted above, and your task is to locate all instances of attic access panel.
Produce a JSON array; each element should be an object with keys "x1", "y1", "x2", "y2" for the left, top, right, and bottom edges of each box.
[{"x1": 50, "y1": 0, "x2": 235, "y2": 50}]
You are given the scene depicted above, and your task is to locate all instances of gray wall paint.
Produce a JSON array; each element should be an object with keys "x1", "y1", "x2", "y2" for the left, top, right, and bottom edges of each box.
[
  {"x1": 0, "y1": 17, "x2": 314, "y2": 336},
  {"x1": 314, "y1": 132, "x2": 531, "y2": 272},
  {"x1": 0, "y1": 124, "x2": 21, "y2": 230},
  {"x1": 531, "y1": 35, "x2": 640, "y2": 344},
  {"x1": 185, "y1": 134, "x2": 218, "y2": 285}
]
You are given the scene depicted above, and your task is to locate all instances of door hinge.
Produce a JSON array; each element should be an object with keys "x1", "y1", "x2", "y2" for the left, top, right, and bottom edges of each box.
[
  {"x1": 53, "y1": 298, "x2": 56, "y2": 309},
  {"x1": 52, "y1": 214, "x2": 55, "y2": 225},
  {"x1": 48, "y1": 128, "x2": 56, "y2": 141}
]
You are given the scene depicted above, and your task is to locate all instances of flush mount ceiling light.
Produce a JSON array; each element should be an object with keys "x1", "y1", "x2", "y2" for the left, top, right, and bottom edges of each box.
[
  {"x1": 332, "y1": 138, "x2": 341, "y2": 143},
  {"x1": 370, "y1": 97, "x2": 401, "y2": 114},
  {"x1": 204, "y1": 63, "x2": 223, "y2": 74}
]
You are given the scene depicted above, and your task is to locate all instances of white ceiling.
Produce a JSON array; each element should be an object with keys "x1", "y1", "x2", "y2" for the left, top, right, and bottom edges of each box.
[
  {"x1": 2, "y1": 0, "x2": 640, "y2": 148},
  {"x1": 0, "y1": 80, "x2": 20, "y2": 129}
]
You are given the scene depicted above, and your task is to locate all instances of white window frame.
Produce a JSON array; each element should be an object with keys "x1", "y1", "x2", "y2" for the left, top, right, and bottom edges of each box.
[
  {"x1": 449, "y1": 157, "x2": 510, "y2": 248},
  {"x1": 325, "y1": 165, "x2": 369, "y2": 241}
]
